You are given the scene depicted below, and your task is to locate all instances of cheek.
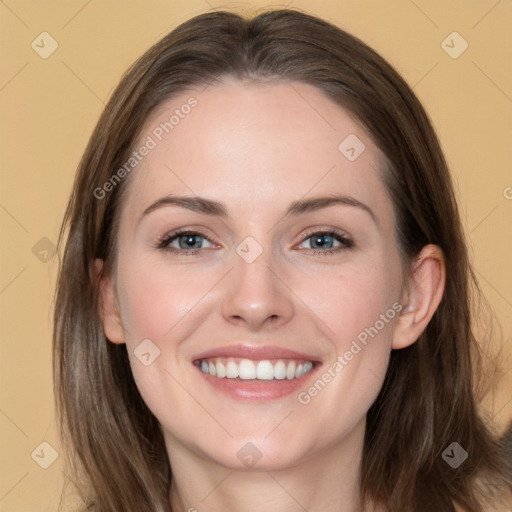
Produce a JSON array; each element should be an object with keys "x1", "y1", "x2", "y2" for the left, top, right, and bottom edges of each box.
[
  {"x1": 308, "y1": 257, "x2": 402, "y2": 352},
  {"x1": 293, "y1": 256, "x2": 402, "y2": 413},
  {"x1": 115, "y1": 254, "x2": 215, "y2": 343},
  {"x1": 113, "y1": 256, "x2": 208, "y2": 427},
  {"x1": 113, "y1": 254, "x2": 224, "y2": 402}
]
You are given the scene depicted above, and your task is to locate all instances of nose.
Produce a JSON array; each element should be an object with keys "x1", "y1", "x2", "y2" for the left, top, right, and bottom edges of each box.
[{"x1": 220, "y1": 250, "x2": 295, "y2": 331}]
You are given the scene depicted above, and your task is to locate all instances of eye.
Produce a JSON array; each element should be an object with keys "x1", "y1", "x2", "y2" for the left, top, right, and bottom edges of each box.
[
  {"x1": 297, "y1": 230, "x2": 353, "y2": 254},
  {"x1": 157, "y1": 230, "x2": 215, "y2": 254}
]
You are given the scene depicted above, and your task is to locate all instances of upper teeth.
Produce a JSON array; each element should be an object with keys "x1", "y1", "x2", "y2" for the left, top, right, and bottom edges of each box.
[{"x1": 199, "y1": 358, "x2": 314, "y2": 380}]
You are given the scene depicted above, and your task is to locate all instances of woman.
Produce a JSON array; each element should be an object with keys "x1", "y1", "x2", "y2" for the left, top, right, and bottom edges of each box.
[{"x1": 53, "y1": 8, "x2": 511, "y2": 512}]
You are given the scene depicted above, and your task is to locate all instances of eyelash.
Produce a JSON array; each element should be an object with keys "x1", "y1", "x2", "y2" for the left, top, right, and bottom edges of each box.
[
  {"x1": 300, "y1": 227, "x2": 354, "y2": 256},
  {"x1": 156, "y1": 228, "x2": 354, "y2": 257}
]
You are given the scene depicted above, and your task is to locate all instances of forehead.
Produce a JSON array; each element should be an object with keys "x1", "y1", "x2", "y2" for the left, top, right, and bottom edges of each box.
[{"x1": 122, "y1": 78, "x2": 392, "y2": 224}]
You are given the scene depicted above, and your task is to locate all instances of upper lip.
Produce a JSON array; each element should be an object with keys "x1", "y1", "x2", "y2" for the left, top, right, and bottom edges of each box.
[{"x1": 193, "y1": 344, "x2": 322, "y2": 363}]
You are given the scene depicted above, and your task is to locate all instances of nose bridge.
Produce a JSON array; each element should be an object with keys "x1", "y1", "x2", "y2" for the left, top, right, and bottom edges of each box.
[
  {"x1": 220, "y1": 239, "x2": 294, "y2": 329},
  {"x1": 234, "y1": 250, "x2": 276, "y2": 295}
]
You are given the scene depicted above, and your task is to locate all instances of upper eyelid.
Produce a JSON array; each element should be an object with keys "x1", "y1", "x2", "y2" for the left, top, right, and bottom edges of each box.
[{"x1": 299, "y1": 226, "x2": 350, "y2": 238}]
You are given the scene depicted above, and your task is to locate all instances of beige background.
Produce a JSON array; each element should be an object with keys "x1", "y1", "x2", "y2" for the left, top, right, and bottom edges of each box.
[{"x1": 1, "y1": 0, "x2": 511, "y2": 510}]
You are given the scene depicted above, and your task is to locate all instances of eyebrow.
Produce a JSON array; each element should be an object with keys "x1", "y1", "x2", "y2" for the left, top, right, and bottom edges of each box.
[
  {"x1": 141, "y1": 196, "x2": 228, "y2": 220},
  {"x1": 139, "y1": 194, "x2": 377, "y2": 224},
  {"x1": 285, "y1": 194, "x2": 377, "y2": 223}
]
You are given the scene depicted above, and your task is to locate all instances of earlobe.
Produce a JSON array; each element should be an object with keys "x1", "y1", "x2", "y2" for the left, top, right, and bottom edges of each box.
[
  {"x1": 392, "y1": 244, "x2": 446, "y2": 350},
  {"x1": 94, "y1": 259, "x2": 126, "y2": 344}
]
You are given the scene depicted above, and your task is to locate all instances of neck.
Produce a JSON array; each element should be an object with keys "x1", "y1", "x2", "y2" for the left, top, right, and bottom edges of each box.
[{"x1": 167, "y1": 419, "x2": 366, "y2": 512}]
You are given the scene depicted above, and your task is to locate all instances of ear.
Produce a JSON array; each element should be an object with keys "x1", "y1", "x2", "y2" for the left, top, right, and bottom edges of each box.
[
  {"x1": 94, "y1": 259, "x2": 125, "y2": 344},
  {"x1": 392, "y1": 244, "x2": 446, "y2": 350}
]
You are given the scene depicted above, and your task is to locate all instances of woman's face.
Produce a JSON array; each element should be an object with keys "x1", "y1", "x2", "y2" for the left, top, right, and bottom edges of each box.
[{"x1": 102, "y1": 79, "x2": 407, "y2": 471}]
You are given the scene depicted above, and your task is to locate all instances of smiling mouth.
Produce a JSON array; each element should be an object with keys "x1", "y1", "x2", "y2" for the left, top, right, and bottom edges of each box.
[{"x1": 195, "y1": 357, "x2": 315, "y2": 381}]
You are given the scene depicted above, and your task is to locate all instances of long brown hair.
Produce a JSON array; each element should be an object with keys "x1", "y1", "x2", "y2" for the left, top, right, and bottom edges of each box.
[{"x1": 53, "y1": 8, "x2": 511, "y2": 512}]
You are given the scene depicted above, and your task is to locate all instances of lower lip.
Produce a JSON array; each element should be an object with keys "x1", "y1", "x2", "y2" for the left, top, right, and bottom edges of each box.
[{"x1": 196, "y1": 364, "x2": 321, "y2": 401}]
